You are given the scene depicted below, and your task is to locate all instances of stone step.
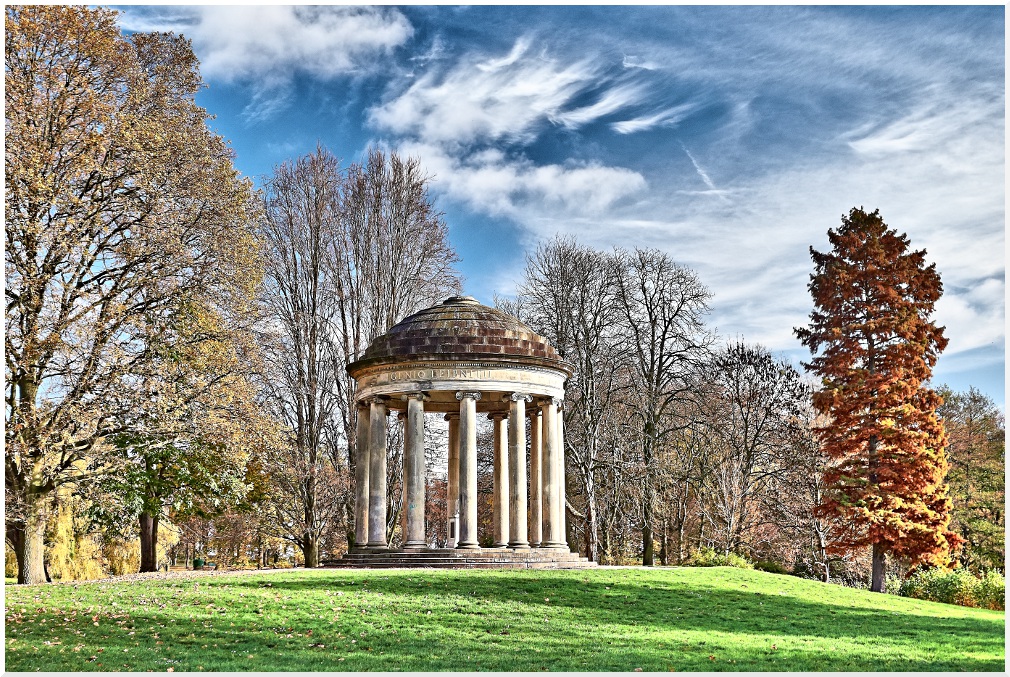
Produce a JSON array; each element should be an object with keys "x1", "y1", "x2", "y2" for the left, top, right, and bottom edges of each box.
[
  {"x1": 326, "y1": 560, "x2": 596, "y2": 570},
  {"x1": 338, "y1": 551, "x2": 587, "y2": 558},
  {"x1": 323, "y1": 547, "x2": 596, "y2": 570}
]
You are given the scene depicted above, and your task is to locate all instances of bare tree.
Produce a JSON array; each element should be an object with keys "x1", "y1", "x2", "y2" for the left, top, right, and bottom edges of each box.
[
  {"x1": 614, "y1": 248, "x2": 713, "y2": 565},
  {"x1": 655, "y1": 410, "x2": 714, "y2": 564},
  {"x1": 777, "y1": 411, "x2": 836, "y2": 581},
  {"x1": 258, "y1": 146, "x2": 345, "y2": 567},
  {"x1": 703, "y1": 342, "x2": 810, "y2": 555},
  {"x1": 329, "y1": 148, "x2": 461, "y2": 542},
  {"x1": 258, "y1": 146, "x2": 461, "y2": 558},
  {"x1": 508, "y1": 236, "x2": 626, "y2": 561}
]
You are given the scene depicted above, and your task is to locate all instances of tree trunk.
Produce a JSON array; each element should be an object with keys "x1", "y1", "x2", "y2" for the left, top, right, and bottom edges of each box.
[
  {"x1": 676, "y1": 517, "x2": 686, "y2": 564},
  {"x1": 642, "y1": 434, "x2": 655, "y2": 566},
  {"x1": 871, "y1": 542, "x2": 886, "y2": 592},
  {"x1": 584, "y1": 501, "x2": 599, "y2": 563},
  {"x1": 10, "y1": 490, "x2": 49, "y2": 585},
  {"x1": 565, "y1": 504, "x2": 576, "y2": 552},
  {"x1": 302, "y1": 533, "x2": 319, "y2": 568},
  {"x1": 815, "y1": 528, "x2": 830, "y2": 583},
  {"x1": 642, "y1": 510, "x2": 654, "y2": 566},
  {"x1": 139, "y1": 512, "x2": 160, "y2": 573},
  {"x1": 12, "y1": 515, "x2": 46, "y2": 585},
  {"x1": 659, "y1": 518, "x2": 669, "y2": 565},
  {"x1": 600, "y1": 523, "x2": 611, "y2": 565}
]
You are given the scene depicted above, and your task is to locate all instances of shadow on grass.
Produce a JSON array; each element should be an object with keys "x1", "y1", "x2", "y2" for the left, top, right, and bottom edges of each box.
[
  {"x1": 218, "y1": 568, "x2": 1004, "y2": 654},
  {"x1": 6, "y1": 567, "x2": 1003, "y2": 672}
]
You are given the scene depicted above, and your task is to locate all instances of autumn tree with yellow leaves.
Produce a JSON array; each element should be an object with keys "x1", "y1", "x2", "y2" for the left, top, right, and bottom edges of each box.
[
  {"x1": 5, "y1": 5, "x2": 263, "y2": 583},
  {"x1": 795, "y1": 207, "x2": 960, "y2": 592}
]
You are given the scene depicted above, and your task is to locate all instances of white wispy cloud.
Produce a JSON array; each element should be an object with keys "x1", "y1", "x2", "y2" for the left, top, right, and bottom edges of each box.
[
  {"x1": 553, "y1": 85, "x2": 645, "y2": 130},
  {"x1": 118, "y1": 5, "x2": 412, "y2": 121},
  {"x1": 398, "y1": 142, "x2": 647, "y2": 219},
  {"x1": 368, "y1": 35, "x2": 653, "y2": 218},
  {"x1": 611, "y1": 103, "x2": 698, "y2": 134},
  {"x1": 493, "y1": 85, "x2": 1002, "y2": 373},
  {"x1": 370, "y1": 39, "x2": 605, "y2": 146},
  {"x1": 476, "y1": 37, "x2": 531, "y2": 73},
  {"x1": 622, "y1": 54, "x2": 659, "y2": 71}
]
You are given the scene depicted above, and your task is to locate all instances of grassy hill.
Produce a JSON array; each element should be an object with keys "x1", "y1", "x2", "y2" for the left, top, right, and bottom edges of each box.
[{"x1": 3, "y1": 566, "x2": 1004, "y2": 671}]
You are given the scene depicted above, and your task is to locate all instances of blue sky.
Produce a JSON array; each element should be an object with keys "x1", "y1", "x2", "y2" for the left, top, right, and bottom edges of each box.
[{"x1": 115, "y1": 4, "x2": 1005, "y2": 407}]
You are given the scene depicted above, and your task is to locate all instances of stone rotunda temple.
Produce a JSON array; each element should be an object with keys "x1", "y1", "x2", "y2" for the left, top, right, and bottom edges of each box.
[{"x1": 334, "y1": 295, "x2": 593, "y2": 568}]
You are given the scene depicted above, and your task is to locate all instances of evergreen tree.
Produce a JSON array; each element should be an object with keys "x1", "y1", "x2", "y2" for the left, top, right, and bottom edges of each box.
[
  {"x1": 937, "y1": 386, "x2": 1005, "y2": 573},
  {"x1": 795, "y1": 207, "x2": 960, "y2": 592}
]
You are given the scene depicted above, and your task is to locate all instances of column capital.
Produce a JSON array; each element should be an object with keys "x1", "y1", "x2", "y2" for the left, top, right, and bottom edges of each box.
[
  {"x1": 456, "y1": 391, "x2": 482, "y2": 401},
  {"x1": 444, "y1": 412, "x2": 460, "y2": 421},
  {"x1": 401, "y1": 391, "x2": 430, "y2": 402},
  {"x1": 487, "y1": 411, "x2": 506, "y2": 421},
  {"x1": 367, "y1": 395, "x2": 390, "y2": 409},
  {"x1": 397, "y1": 411, "x2": 406, "y2": 421},
  {"x1": 503, "y1": 392, "x2": 533, "y2": 403},
  {"x1": 355, "y1": 399, "x2": 370, "y2": 411},
  {"x1": 538, "y1": 396, "x2": 563, "y2": 408}
]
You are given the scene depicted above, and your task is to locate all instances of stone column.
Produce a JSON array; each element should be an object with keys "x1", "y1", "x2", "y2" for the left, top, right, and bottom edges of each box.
[
  {"x1": 507, "y1": 393, "x2": 531, "y2": 549},
  {"x1": 353, "y1": 401, "x2": 370, "y2": 549},
  {"x1": 397, "y1": 412, "x2": 407, "y2": 540},
  {"x1": 528, "y1": 407, "x2": 543, "y2": 547},
  {"x1": 445, "y1": 413, "x2": 460, "y2": 548},
  {"x1": 558, "y1": 402, "x2": 568, "y2": 550},
  {"x1": 541, "y1": 397, "x2": 565, "y2": 548},
  {"x1": 456, "y1": 391, "x2": 481, "y2": 549},
  {"x1": 402, "y1": 393, "x2": 428, "y2": 549},
  {"x1": 490, "y1": 412, "x2": 509, "y2": 548},
  {"x1": 366, "y1": 397, "x2": 389, "y2": 548}
]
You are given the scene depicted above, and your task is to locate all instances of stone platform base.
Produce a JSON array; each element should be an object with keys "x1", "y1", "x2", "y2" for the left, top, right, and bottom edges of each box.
[{"x1": 325, "y1": 547, "x2": 596, "y2": 569}]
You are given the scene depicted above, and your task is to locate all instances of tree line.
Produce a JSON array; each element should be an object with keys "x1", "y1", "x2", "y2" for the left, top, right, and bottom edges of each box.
[{"x1": 5, "y1": 5, "x2": 1004, "y2": 588}]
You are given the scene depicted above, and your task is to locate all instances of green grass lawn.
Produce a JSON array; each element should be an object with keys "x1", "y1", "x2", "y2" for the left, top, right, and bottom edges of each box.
[{"x1": 4, "y1": 566, "x2": 1004, "y2": 672}]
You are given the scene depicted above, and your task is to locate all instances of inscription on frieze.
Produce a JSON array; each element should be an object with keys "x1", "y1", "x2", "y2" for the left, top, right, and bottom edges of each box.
[
  {"x1": 386, "y1": 368, "x2": 490, "y2": 382},
  {"x1": 379, "y1": 367, "x2": 537, "y2": 383}
]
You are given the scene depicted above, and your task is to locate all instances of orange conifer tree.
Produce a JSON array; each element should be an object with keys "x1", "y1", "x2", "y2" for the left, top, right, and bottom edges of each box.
[{"x1": 795, "y1": 207, "x2": 960, "y2": 592}]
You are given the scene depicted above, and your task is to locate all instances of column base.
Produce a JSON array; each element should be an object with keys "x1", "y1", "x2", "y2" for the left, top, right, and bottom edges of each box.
[
  {"x1": 541, "y1": 541, "x2": 568, "y2": 550},
  {"x1": 455, "y1": 542, "x2": 481, "y2": 550},
  {"x1": 402, "y1": 543, "x2": 427, "y2": 550},
  {"x1": 508, "y1": 542, "x2": 531, "y2": 550},
  {"x1": 491, "y1": 542, "x2": 508, "y2": 549},
  {"x1": 365, "y1": 542, "x2": 389, "y2": 549}
]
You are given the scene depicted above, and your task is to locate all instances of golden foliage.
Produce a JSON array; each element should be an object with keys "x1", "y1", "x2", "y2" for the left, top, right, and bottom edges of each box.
[{"x1": 5, "y1": 5, "x2": 263, "y2": 583}]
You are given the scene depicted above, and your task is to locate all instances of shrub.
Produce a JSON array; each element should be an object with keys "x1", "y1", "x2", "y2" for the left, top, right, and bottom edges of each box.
[
  {"x1": 5, "y1": 543, "x2": 17, "y2": 578},
  {"x1": 684, "y1": 547, "x2": 753, "y2": 569},
  {"x1": 48, "y1": 501, "x2": 106, "y2": 581},
  {"x1": 754, "y1": 560, "x2": 789, "y2": 575},
  {"x1": 103, "y1": 539, "x2": 140, "y2": 576},
  {"x1": 976, "y1": 570, "x2": 1006, "y2": 611},
  {"x1": 898, "y1": 567, "x2": 1004, "y2": 610}
]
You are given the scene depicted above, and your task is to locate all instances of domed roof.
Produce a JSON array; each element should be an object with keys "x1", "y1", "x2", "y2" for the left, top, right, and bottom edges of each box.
[{"x1": 346, "y1": 296, "x2": 570, "y2": 375}]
